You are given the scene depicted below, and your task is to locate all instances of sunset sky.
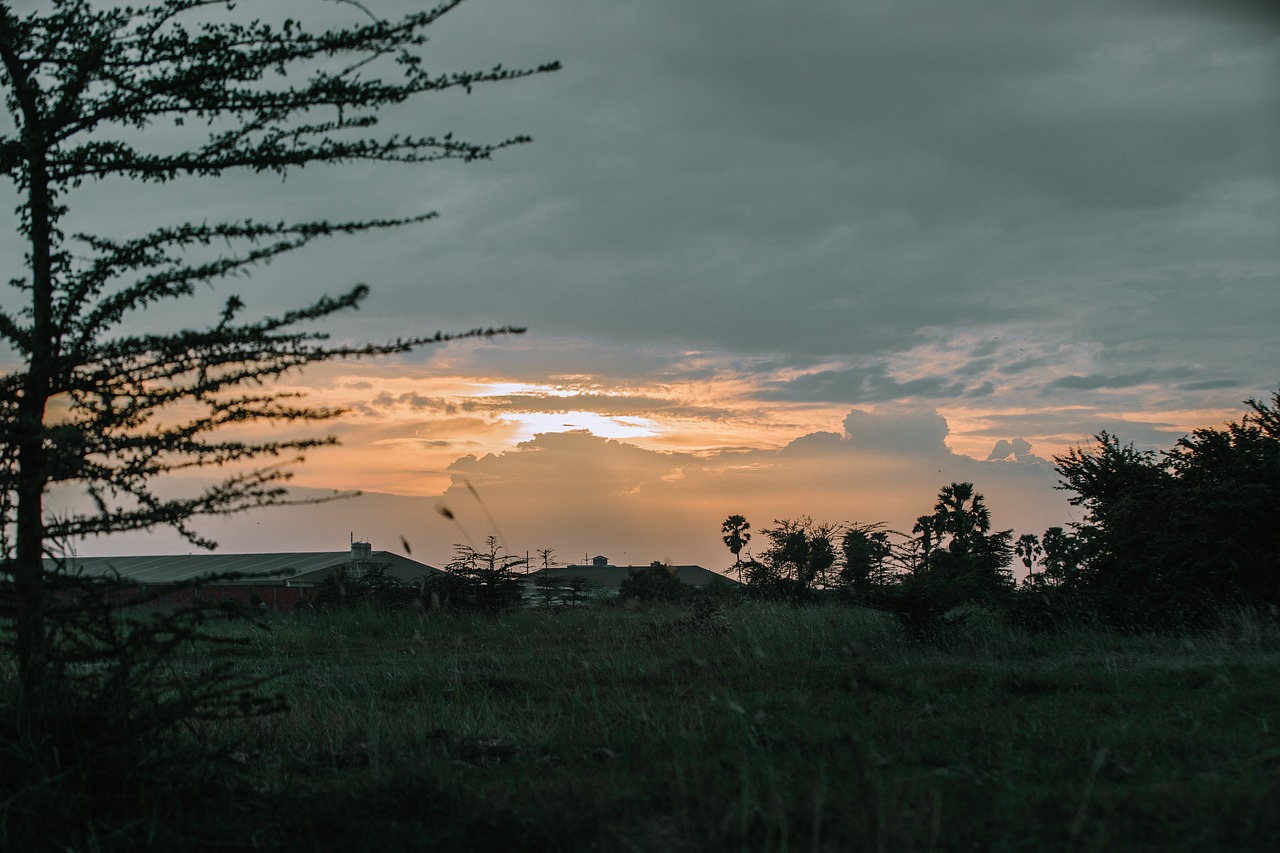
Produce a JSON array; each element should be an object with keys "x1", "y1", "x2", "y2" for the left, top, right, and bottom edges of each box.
[{"x1": 10, "y1": 0, "x2": 1280, "y2": 572}]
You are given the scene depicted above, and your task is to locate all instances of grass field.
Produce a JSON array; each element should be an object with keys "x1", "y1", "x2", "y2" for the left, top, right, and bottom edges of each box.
[{"x1": 140, "y1": 599, "x2": 1280, "y2": 851}]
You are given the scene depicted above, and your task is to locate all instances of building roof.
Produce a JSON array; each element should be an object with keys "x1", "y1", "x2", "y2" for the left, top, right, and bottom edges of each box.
[
  {"x1": 43, "y1": 551, "x2": 440, "y2": 586},
  {"x1": 526, "y1": 562, "x2": 740, "y2": 589}
]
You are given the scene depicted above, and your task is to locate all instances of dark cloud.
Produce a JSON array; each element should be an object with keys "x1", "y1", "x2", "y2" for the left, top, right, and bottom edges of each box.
[
  {"x1": 966, "y1": 382, "x2": 996, "y2": 398},
  {"x1": 1178, "y1": 379, "x2": 1242, "y2": 391},
  {"x1": 1000, "y1": 356, "x2": 1053, "y2": 375},
  {"x1": 957, "y1": 357, "x2": 999, "y2": 377},
  {"x1": 1172, "y1": 0, "x2": 1280, "y2": 27},
  {"x1": 33, "y1": 0, "x2": 1267, "y2": 412},
  {"x1": 759, "y1": 364, "x2": 970, "y2": 403},
  {"x1": 969, "y1": 410, "x2": 1188, "y2": 452},
  {"x1": 481, "y1": 394, "x2": 734, "y2": 421},
  {"x1": 316, "y1": 0, "x2": 1279, "y2": 390},
  {"x1": 1046, "y1": 371, "x2": 1158, "y2": 391}
]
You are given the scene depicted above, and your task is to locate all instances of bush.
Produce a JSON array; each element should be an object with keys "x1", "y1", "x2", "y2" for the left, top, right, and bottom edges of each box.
[
  {"x1": 1055, "y1": 389, "x2": 1280, "y2": 629},
  {"x1": 312, "y1": 564, "x2": 422, "y2": 611},
  {"x1": 619, "y1": 562, "x2": 689, "y2": 604},
  {"x1": 0, "y1": 573, "x2": 284, "y2": 849}
]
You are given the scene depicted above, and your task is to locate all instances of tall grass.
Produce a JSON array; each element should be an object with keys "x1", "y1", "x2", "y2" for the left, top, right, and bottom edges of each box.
[{"x1": 14, "y1": 600, "x2": 1279, "y2": 850}]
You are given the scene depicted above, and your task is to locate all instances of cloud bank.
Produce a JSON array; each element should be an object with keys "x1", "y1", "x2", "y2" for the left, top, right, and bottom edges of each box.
[{"x1": 139, "y1": 405, "x2": 1071, "y2": 571}]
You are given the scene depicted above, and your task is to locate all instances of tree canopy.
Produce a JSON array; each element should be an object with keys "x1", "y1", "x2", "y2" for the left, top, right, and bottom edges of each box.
[
  {"x1": 1054, "y1": 389, "x2": 1280, "y2": 627},
  {"x1": 0, "y1": 0, "x2": 555, "y2": 689}
]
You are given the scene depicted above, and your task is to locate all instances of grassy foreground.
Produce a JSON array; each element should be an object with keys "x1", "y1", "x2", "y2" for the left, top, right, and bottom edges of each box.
[{"x1": 173, "y1": 601, "x2": 1280, "y2": 851}]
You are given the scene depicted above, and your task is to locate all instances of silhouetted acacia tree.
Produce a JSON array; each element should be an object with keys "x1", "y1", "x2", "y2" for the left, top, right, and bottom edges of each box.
[
  {"x1": 0, "y1": 0, "x2": 556, "y2": 695},
  {"x1": 445, "y1": 536, "x2": 527, "y2": 611}
]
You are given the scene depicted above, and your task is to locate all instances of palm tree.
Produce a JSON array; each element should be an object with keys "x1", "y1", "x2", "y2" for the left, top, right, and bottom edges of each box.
[
  {"x1": 721, "y1": 515, "x2": 752, "y2": 580},
  {"x1": 911, "y1": 514, "x2": 941, "y2": 573},
  {"x1": 1015, "y1": 533, "x2": 1043, "y2": 579},
  {"x1": 933, "y1": 482, "x2": 991, "y2": 557}
]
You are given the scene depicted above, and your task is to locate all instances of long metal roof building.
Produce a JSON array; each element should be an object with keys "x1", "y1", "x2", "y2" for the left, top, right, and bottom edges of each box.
[
  {"x1": 42, "y1": 548, "x2": 439, "y2": 586},
  {"x1": 526, "y1": 558, "x2": 739, "y2": 590}
]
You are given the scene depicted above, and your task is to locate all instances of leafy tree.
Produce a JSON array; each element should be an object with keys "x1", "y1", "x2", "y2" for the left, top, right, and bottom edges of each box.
[
  {"x1": 1055, "y1": 391, "x2": 1280, "y2": 626},
  {"x1": 739, "y1": 557, "x2": 769, "y2": 587},
  {"x1": 721, "y1": 514, "x2": 751, "y2": 579},
  {"x1": 1162, "y1": 392, "x2": 1280, "y2": 605},
  {"x1": 619, "y1": 561, "x2": 688, "y2": 604},
  {"x1": 873, "y1": 571, "x2": 972, "y2": 642},
  {"x1": 1005, "y1": 525, "x2": 1091, "y2": 630},
  {"x1": 1038, "y1": 526, "x2": 1083, "y2": 586},
  {"x1": 863, "y1": 486, "x2": 1011, "y2": 638},
  {"x1": 0, "y1": 0, "x2": 553, "y2": 693},
  {"x1": 971, "y1": 528, "x2": 1015, "y2": 588}
]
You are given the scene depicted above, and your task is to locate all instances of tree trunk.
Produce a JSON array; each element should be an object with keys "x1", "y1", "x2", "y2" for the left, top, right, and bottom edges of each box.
[{"x1": 9, "y1": 78, "x2": 54, "y2": 702}]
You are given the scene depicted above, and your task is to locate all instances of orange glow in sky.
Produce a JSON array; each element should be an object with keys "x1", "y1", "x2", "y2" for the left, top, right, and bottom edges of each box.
[
  {"x1": 6, "y1": 0, "x2": 1277, "y2": 576},
  {"x1": 112, "y1": 337, "x2": 1258, "y2": 573}
]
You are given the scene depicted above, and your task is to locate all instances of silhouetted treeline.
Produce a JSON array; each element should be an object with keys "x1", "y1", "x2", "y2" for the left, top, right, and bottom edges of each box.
[
  {"x1": 1045, "y1": 388, "x2": 1280, "y2": 629},
  {"x1": 722, "y1": 388, "x2": 1280, "y2": 633}
]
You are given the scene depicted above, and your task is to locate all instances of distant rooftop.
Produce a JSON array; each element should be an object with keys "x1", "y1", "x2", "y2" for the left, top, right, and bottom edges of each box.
[
  {"x1": 43, "y1": 547, "x2": 439, "y2": 586},
  {"x1": 529, "y1": 557, "x2": 739, "y2": 589}
]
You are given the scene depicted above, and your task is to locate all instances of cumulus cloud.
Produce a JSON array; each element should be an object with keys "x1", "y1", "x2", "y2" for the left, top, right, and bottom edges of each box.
[
  {"x1": 840, "y1": 406, "x2": 951, "y2": 456},
  {"x1": 985, "y1": 437, "x2": 1049, "y2": 465},
  {"x1": 409, "y1": 407, "x2": 1069, "y2": 569},
  {"x1": 77, "y1": 405, "x2": 1077, "y2": 570}
]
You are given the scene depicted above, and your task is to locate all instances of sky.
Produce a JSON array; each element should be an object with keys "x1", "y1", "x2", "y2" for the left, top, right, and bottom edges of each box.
[{"x1": 8, "y1": 0, "x2": 1280, "y2": 572}]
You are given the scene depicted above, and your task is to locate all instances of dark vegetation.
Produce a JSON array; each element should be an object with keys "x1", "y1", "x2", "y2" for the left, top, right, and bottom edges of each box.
[
  {"x1": 0, "y1": 0, "x2": 555, "y2": 847},
  {"x1": 729, "y1": 389, "x2": 1280, "y2": 639},
  {"x1": 620, "y1": 561, "x2": 692, "y2": 604},
  {"x1": 1050, "y1": 392, "x2": 1280, "y2": 628},
  {"x1": 12, "y1": 601, "x2": 1279, "y2": 851}
]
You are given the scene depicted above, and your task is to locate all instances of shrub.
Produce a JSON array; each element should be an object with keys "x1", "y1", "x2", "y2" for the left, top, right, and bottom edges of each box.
[{"x1": 619, "y1": 562, "x2": 689, "y2": 604}]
